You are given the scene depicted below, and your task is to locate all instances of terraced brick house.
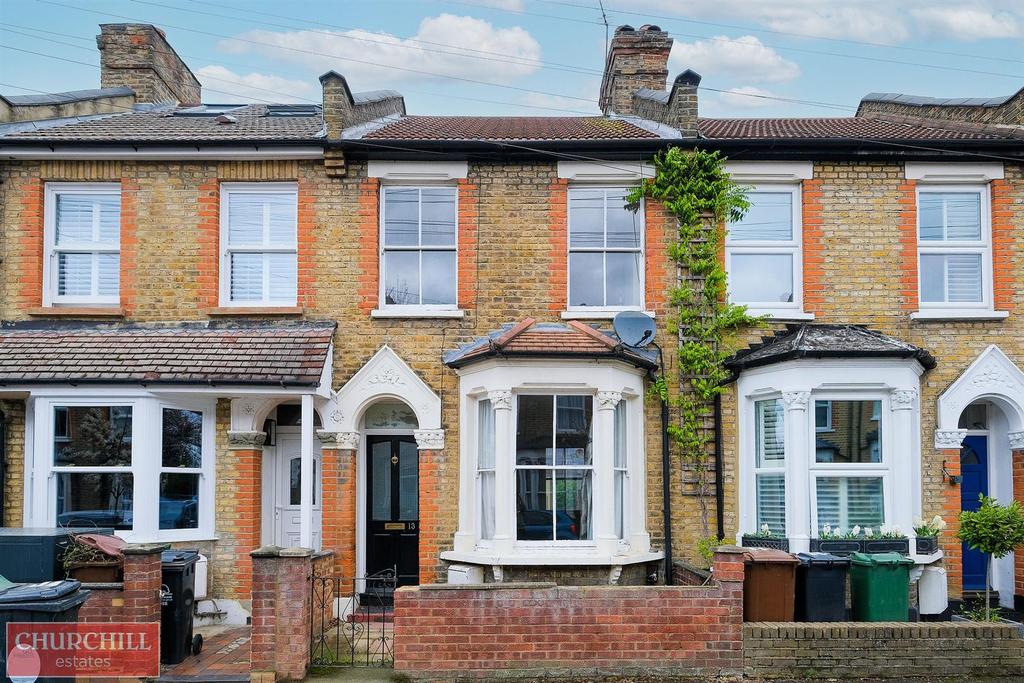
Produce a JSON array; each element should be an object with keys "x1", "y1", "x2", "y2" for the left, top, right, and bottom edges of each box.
[{"x1": 0, "y1": 22, "x2": 1022, "y2": 623}]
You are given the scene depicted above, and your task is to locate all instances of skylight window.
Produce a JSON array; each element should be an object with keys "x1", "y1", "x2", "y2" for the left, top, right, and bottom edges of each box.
[
  {"x1": 265, "y1": 105, "x2": 318, "y2": 117},
  {"x1": 174, "y1": 104, "x2": 245, "y2": 117}
]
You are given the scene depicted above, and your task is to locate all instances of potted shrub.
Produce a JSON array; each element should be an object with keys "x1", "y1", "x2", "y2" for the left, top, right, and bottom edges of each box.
[
  {"x1": 957, "y1": 495, "x2": 1024, "y2": 622},
  {"x1": 62, "y1": 536, "x2": 123, "y2": 582},
  {"x1": 741, "y1": 524, "x2": 789, "y2": 551},
  {"x1": 913, "y1": 515, "x2": 946, "y2": 554}
]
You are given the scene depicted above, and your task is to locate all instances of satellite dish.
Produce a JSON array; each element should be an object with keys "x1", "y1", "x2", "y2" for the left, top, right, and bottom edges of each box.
[{"x1": 613, "y1": 310, "x2": 657, "y2": 348}]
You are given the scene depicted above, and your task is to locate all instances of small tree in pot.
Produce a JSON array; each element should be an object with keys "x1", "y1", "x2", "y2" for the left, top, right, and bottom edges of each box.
[{"x1": 958, "y1": 495, "x2": 1024, "y2": 621}]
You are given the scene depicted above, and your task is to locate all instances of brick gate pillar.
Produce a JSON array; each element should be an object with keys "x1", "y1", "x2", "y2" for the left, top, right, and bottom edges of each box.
[
  {"x1": 317, "y1": 430, "x2": 358, "y2": 578},
  {"x1": 1013, "y1": 446, "x2": 1024, "y2": 611},
  {"x1": 250, "y1": 546, "x2": 314, "y2": 682},
  {"x1": 224, "y1": 430, "x2": 265, "y2": 600},
  {"x1": 414, "y1": 429, "x2": 445, "y2": 585}
]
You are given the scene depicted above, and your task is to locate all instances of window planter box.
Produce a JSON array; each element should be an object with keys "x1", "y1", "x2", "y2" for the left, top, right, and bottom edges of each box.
[
  {"x1": 66, "y1": 560, "x2": 123, "y2": 583},
  {"x1": 741, "y1": 535, "x2": 789, "y2": 551},
  {"x1": 915, "y1": 536, "x2": 939, "y2": 554},
  {"x1": 809, "y1": 538, "x2": 910, "y2": 556}
]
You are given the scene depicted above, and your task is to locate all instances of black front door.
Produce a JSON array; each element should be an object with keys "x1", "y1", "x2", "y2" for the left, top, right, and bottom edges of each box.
[{"x1": 366, "y1": 435, "x2": 419, "y2": 587}]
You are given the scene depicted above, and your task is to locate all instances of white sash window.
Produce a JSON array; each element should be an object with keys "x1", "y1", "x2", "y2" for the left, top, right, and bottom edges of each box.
[{"x1": 44, "y1": 184, "x2": 121, "y2": 306}]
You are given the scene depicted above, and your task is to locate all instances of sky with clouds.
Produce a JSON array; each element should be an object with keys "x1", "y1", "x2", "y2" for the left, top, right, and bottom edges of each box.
[{"x1": 0, "y1": 0, "x2": 1022, "y2": 118}]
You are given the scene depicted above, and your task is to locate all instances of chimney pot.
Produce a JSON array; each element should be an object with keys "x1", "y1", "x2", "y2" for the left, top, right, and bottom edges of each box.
[{"x1": 599, "y1": 23, "x2": 672, "y2": 116}]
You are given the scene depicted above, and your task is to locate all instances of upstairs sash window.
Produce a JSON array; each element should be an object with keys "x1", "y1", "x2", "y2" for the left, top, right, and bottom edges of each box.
[
  {"x1": 381, "y1": 187, "x2": 458, "y2": 308},
  {"x1": 726, "y1": 186, "x2": 801, "y2": 312},
  {"x1": 221, "y1": 184, "x2": 298, "y2": 306},
  {"x1": 568, "y1": 188, "x2": 644, "y2": 309},
  {"x1": 917, "y1": 187, "x2": 990, "y2": 309},
  {"x1": 46, "y1": 185, "x2": 121, "y2": 305}
]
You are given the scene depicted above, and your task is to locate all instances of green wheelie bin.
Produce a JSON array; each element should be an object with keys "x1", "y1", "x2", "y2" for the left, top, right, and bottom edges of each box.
[{"x1": 849, "y1": 551, "x2": 914, "y2": 621}]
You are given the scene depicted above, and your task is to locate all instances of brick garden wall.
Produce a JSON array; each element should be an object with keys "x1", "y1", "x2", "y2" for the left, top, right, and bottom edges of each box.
[
  {"x1": 393, "y1": 549, "x2": 745, "y2": 680},
  {"x1": 744, "y1": 622, "x2": 1024, "y2": 679},
  {"x1": 78, "y1": 544, "x2": 164, "y2": 624}
]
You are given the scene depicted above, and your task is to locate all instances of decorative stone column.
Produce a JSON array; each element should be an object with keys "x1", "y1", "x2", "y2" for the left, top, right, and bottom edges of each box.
[
  {"x1": 935, "y1": 428, "x2": 967, "y2": 598},
  {"x1": 782, "y1": 391, "x2": 811, "y2": 553},
  {"x1": 414, "y1": 428, "x2": 445, "y2": 584},
  {"x1": 225, "y1": 430, "x2": 266, "y2": 599},
  {"x1": 890, "y1": 389, "x2": 918, "y2": 536},
  {"x1": 317, "y1": 430, "x2": 359, "y2": 577},
  {"x1": 1011, "y1": 432, "x2": 1024, "y2": 611},
  {"x1": 487, "y1": 391, "x2": 514, "y2": 564},
  {"x1": 594, "y1": 391, "x2": 622, "y2": 556}
]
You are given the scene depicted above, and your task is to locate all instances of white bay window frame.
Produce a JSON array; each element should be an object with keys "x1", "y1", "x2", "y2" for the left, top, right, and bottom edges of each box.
[
  {"x1": 28, "y1": 392, "x2": 216, "y2": 542},
  {"x1": 219, "y1": 182, "x2": 298, "y2": 308},
  {"x1": 43, "y1": 182, "x2": 122, "y2": 307},
  {"x1": 737, "y1": 359, "x2": 923, "y2": 557},
  {"x1": 725, "y1": 183, "x2": 804, "y2": 318},
  {"x1": 445, "y1": 360, "x2": 659, "y2": 567}
]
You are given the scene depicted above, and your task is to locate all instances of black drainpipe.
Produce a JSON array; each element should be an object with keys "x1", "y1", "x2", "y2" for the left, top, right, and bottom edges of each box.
[
  {"x1": 651, "y1": 344, "x2": 673, "y2": 585},
  {"x1": 713, "y1": 394, "x2": 725, "y2": 541},
  {"x1": 0, "y1": 409, "x2": 6, "y2": 527}
]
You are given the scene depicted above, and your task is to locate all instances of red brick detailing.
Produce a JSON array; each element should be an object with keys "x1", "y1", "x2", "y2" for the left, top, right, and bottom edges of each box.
[
  {"x1": 357, "y1": 178, "x2": 381, "y2": 313},
  {"x1": 897, "y1": 180, "x2": 919, "y2": 312},
  {"x1": 320, "y1": 447, "x2": 357, "y2": 577},
  {"x1": 225, "y1": 448, "x2": 261, "y2": 599},
  {"x1": 296, "y1": 179, "x2": 317, "y2": 310},
  {"x1": 119, "y1": 179, "x2": 139, "y2": 316},
  {"x1": 79, "y1": 545, "x2": 163, "y2": 624},
  {"x1": 939, "y1": 447, "x2": 963, "y2": 598},
  {"x1": 991, "y1": 179, "x2": 1014, "y2": 313},
  {"x1": 457, "y1": 178, "x2": 480, "y2": 309},
  {"x1": 801, "y1": 178, "x2": 825, "y2": 316},
  {"x1": 417, "y1": 449, "x2": 441, "y2": 585},
  {"x1": 250, "y1": 549, "x2": 316, "y2": 681},
  {"x1": 15, "y1": 178, "x2": 44, "y2": 311},
  {"x1": 394, "y1": 549, "x2": 745, "y2": 678},
  {"x1": 645, "y1": 200, "x2": 671, "y2": 313},
  {"x1": 547, "y1": 179, "x2": 569, "y2": 312},
  {"x1": 196, "y1": 179, "x2": 220, "y2": 310},
  {"x1": 1014, "y1": 450, "x2": 1024, "y2": 601}
]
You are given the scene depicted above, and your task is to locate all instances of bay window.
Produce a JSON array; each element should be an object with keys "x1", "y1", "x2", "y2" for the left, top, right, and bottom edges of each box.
[
  {"x1": 567, "y1": 187, "x2": 644, "y2": 310},
  {"x1": 754, "y1": 399, "x2": 786, "y2": 536},
  {"x1": 726, "y1": 185, "x2": 802, "y2": 315},
  {"x1": 917, "y1": 186, "x2": 991, "y2": 311},
  {"x1": 44, "y1": 184, "x2": 121, "y2": 306},
  {"x1": 477, "y1": 398, "x2": 496, "y2": 541},
  {"x1": 381, "y1": 186, "x2": 458, "y2": 309},
  {"x1": 220, "y1": 183, "x2": 298, "y2": 307},
  {"x1": 38, "y1": 397, "x2": 214, "y2": 540}
]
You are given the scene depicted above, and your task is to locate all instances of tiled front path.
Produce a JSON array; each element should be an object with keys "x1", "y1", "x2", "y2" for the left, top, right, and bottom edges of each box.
[{"x1": 158, "y1": 625, "x2": 250, "y2": 682}]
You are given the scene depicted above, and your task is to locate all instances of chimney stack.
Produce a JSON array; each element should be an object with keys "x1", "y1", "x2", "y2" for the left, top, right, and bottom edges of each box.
[
  {"x1": 599, "y1": 24, "x2": 672, "y2": 116},
  {"x1": 97, "y1": 24, "x2": 200, "y2": 105}
]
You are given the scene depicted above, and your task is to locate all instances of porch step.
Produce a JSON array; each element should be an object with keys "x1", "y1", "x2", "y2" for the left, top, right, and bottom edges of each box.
[{"x1": 347, "y1": 606, "x2": 394, "y2": 624}]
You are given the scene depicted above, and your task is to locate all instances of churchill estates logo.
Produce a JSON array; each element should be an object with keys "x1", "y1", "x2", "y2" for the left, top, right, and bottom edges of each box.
[{"x1": 6, "y1": 623, "x2": 160, "y2": 679}]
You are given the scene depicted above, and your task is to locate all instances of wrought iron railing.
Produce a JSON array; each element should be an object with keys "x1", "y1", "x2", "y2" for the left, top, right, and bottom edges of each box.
[{"x1": 310, "y1": 568, "x2": 397, "y2": 668}]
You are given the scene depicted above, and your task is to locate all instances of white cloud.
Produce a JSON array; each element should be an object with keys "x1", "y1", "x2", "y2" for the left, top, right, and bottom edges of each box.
[
  {"x1": 194, "y1": 65, "x2": 316, "y2": 103},
  {"x1": 717, "y1": 86, "x2": 778, "y2": 108},
  {"x1": 911, "y1": 7, "x2": 1021, "y2": 40},
  {"x1": 470, "y1": 0, "x2": 525, "y2": 9},
  {"x1": 670, "y1": 35, "x2": 800, "y2": 83},
  {"x1": 218, "y1": 14, "x2": 542, "y2": 88}
]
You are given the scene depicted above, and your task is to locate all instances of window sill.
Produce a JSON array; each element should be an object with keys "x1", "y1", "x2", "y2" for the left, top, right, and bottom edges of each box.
[
  {"x1": 371, "y1": 308, "x2": 466, "y2": 319},
  {"x1": 561, "y1": 309, "x2": 656, "y2": 320},
  {"x1": 440, "y1": 549, "x2": 663, "y2": 567},
  {"x1": 744, "y1": 309, "x2": 815, "y2": 321},
  {"x1": 911, "y1": 310, "x2": 1008, "y2": 321},
  {"x1": 27, "y1": 307, "x2": 124, "y2": 318},
  {"x1": 206, "y1": 306, "x2": 304, "y2": 316}
]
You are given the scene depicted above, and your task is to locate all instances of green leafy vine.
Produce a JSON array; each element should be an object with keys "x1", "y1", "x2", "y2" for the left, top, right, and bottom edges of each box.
[{"x1": 627, "y1": 148, "x2": 762, "y2": 539}]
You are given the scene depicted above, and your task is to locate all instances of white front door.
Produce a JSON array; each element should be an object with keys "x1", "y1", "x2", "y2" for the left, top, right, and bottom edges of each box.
[{"x1": 274, "y1": 434, "x2": 322, "y2": 548}]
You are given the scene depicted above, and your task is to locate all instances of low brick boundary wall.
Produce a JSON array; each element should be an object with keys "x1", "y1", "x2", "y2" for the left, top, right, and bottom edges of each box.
[
  {"x1": 744, "y1": 622, "x2": 1024, "y2": 679},
  {"x1": 393, "y1": 549, "x2": 745, "y2": 680},
  {"x1": 77, "y1": 543, "x2": 165, "y2": 624}
]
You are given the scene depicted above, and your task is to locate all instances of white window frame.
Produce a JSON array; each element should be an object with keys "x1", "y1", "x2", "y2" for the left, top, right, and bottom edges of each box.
[
  {"x1": 32, "y1": 394, "x2": 216, "y2": 543},
  {"x1": 807, "y1": 394, "x2": 891, "y2": 536},
  {"x1": 377, "y1": 184, "x2": 459, "y2": 314},
  {"x1": 43, "y1": 182, "x2": 122, "y2": 307},
  {"x1": 725, "y1": 183, "x2": 804, "y2": 318},
  {"x1": 752, "y1": 398, "x2": 786, "y2": 535},
  {"x1": 219, "y1": 182, "x2": 298, "y2": 308},
  {"x1": 566, "y1": 186, "x2": 646, "y2": 314},
  {"x1": 915, "y1": 183, "x2": 993, "y2": 314},
  {"x1": 815, "y1": 400, "x2": 833, "y2": 432}
]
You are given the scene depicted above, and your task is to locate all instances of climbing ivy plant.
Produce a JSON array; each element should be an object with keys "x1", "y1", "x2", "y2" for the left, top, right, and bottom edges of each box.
[{"x1": 627, "y1": 147, "x2": 761, "y2": 539}]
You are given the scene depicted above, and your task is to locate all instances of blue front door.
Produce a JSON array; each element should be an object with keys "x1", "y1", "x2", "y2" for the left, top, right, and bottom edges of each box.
[{"x1": 960, "y1": 435, "x2": 989, "y2": 591}]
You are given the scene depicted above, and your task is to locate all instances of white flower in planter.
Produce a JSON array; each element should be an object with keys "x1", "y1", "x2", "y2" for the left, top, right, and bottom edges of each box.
[
  {"x1": 822, "y1": 524, "x2": 832, "y2": 537},
  {"x1": 760, "y1": 523, "x2": 772, "y2": 536},
  {"x1": 852, "y1": 525, "x2": 861, "y2": 536},
  {"x1": 932, "y1": 515, "x2": 948, "y2": 530},
  {"x1": 864, "y1": 527, "x2": 874, "y2": 537}
]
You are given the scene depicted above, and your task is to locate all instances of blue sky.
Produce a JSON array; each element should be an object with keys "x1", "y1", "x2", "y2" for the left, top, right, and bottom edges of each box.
[{"x1": 1, "y1": 0, "x2": 1022, "y2": 118}]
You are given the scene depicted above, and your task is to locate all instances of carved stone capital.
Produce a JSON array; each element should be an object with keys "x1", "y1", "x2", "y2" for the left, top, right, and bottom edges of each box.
[
  {"x1": 227, "y1": 430, "x2": 266, "y2": 450},
  {"x1": 934, "y1": 429, "x2": 968, "y2": 450},
  {"x1": 782, "y1": 391, "x2": 810, "y2": 411},
  {"x1": 487, "y1": 390, "x2": 512, "y2": 411},
  {"x1": 1008, "y1": 431, "x2": 1024, "y2": 450},
  {"x1": 891, "y1": 389, "x2": 918, "y2": 410},
  {"x1": 596, "y1": 391, "x2": 623, "y2": 410},
  {"x1": 414, "y1": 429, "x2": 445, "y2": 451},
  {"x1": 317, "y1": 430, "x2": 360, "y2": 450}
]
